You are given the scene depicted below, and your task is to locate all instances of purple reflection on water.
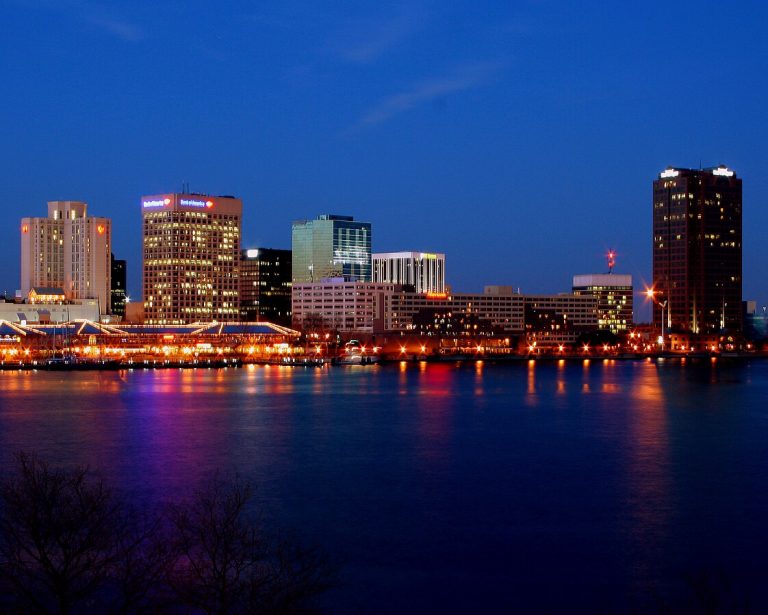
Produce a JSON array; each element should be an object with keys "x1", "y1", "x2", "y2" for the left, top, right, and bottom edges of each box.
[{"x1": 2, "y1": 361, "x2": 768, "y2": 612}]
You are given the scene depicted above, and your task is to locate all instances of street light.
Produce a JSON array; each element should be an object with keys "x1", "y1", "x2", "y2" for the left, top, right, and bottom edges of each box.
[{"x1": 646, "y1": 288, "x2": 667, "y2": 352}]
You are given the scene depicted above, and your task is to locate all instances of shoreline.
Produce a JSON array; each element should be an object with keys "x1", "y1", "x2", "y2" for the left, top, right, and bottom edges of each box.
[{"x1": 1, "y1": 352, "x2": 766, "y2": 371}]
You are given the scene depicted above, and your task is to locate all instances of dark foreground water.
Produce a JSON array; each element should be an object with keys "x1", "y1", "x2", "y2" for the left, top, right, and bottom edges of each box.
[{"x1": 2, "y1": 359, "x2": 768, "y2": 613}]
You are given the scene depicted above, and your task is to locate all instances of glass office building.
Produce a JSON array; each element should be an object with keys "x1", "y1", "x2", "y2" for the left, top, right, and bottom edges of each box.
[{"x1": 291, "y1": 215, "x2": 372, "y2": 283}]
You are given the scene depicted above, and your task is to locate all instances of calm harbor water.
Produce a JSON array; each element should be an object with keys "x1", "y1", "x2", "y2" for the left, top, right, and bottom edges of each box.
[{"x1": 2, "y1": 359, "x2": 768, "y2": 613}]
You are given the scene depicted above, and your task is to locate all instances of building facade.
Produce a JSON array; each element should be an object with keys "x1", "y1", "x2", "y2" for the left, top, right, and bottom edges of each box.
[
  {"x1": 142, "y1": 193, "x2": 242, "y2": 325},
  {"x1": 292, "y1": 282, "x2": 598, "y2": 343},
  {"x1": 20, "y1": 201, "x2": 111, "y2": 314},
  {"x1": 653, "y1": 166, "x2": 742, "y2": 333},
  {"x1": 240, "y1": 248, "x2": 292, "y2": 326},
  {"x1": 111, "y1": 253, "x2": 127, "y2": 317},
  {"x1": 572, "y1": 274, "x2": 633, "y2": 333},
  {"x1": 373, "y1": 251, "x2": 446, "y2": 294},
  {"x1": 292, "y1": 215, "x2": 372, "y2": 283},
  {"x1": 292, "y1": 280, "x2": 397, "y2": 333},
  {"x1": 0, "y1": 298, "x2": 100, "y2": 323}
]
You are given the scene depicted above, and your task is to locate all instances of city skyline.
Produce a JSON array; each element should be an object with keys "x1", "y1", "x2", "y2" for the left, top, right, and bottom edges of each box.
[
  {"x1": 4, "y1": 166, "x2": 760, "y2": 324},
  {"x1": 2, "y1": 2, "x2": 767, "y2": 314}
]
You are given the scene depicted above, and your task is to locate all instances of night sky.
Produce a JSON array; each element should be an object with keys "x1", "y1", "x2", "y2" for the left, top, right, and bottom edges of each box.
[{"x1": 3, "y1": 1, "x2": 767, "y2": 319}]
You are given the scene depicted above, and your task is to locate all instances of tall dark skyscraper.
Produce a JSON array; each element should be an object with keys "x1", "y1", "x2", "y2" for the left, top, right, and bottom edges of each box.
[
  {"x1": 240, "y1": 248, "x2": 292, "y2": 326},
  {"x1": 110, "y1": 253, "x2": 127, "y2": 316},
  {"x1": 652, "y1": 166, "x2": 742, "y2": 334}
]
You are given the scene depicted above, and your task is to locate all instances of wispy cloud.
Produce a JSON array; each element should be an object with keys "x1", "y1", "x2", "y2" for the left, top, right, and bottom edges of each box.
[
  {"x1": 85, "y1": 12, "x2": 143, "y2": 42},
  {"x1": 11, "y1": 0, "x2": 144, "y2": 42},
  {"x1": 351, "y1": 61, "x2": 505, "y2": 130},
  {"x1": 334, "y1": 8, "x2": 424, "y2": 64}
]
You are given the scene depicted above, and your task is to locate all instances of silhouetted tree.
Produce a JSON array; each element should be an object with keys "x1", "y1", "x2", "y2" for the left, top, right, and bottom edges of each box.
[
  {"x1": 0, "y1": 455, "x2": 336, "y2": 615},
  {"x1": 0, "y1": 452, "x2": 166, "y2": 614},
  {"x1": 166, "y1": 474, "x2": 336, "y2": 614}
]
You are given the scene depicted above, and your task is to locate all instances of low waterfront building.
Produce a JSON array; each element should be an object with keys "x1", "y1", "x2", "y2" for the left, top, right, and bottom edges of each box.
[
  {"x1": 0, "y1": 299, "x2": 100, "y2": 323},
  {"x1": 0, "y1": 320, "x2": 300, "y2": 365},
  {"x1": 523, "y1": 294, "x2": 599, "y2": 348},
  {"x1": 293, "y1": 281, "x2": 597, "y2": 342},
  {"x1": 292, "y1": 279, "x2": 399, "y2": 333}
]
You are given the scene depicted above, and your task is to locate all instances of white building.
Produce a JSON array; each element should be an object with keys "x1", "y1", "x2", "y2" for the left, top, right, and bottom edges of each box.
[
  {"x1": 0, "y1": 298, "x2": 100, "y2": 323},
  {"x1": 20, "y1": 201, "x2": 111, "y2": 314},
  {"x1": 372, "y1": 251, "x2": 445, "y2": 294}
]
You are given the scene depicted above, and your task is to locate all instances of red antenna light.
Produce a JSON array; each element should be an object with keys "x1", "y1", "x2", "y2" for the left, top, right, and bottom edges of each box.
[{"x1": 607, "y1": 249, "x2": 616, "y2": 273}]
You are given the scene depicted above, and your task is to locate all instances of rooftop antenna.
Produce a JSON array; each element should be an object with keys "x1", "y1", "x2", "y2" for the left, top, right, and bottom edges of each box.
[{"x1": 606, "y1": 249, "x2": 616, "y2": 274}]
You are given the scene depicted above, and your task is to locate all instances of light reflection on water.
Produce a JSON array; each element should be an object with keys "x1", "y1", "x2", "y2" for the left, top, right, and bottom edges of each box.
[{"x1": 2, "y1": 360, "x2": 768, "y2": 612}]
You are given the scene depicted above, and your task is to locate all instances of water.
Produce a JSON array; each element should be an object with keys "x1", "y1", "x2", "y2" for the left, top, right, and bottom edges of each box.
[{"x1": 2, "y1": 359, "x2": 768, "y2": 613}]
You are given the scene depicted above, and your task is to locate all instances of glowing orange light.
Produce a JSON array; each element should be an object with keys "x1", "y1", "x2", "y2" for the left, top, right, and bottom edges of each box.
[
  {"x1": 400, "y1": 346, "x2": 407, "y2": 353},
  {"x1": 97, "y1": 224, "x2": 105, "y2": 235},
  {"x1": 426, "y1": 292, "x2": 448, "y2": 299},
  {"x1": 206, "y1": 200, "x2": 214, "y2": 208},
  {"x1": 164, "y1": 198, "x2": 171, "y2": 205},
  {"x1": 22, "y1": 225, "x2": 29, "y2": 233}
]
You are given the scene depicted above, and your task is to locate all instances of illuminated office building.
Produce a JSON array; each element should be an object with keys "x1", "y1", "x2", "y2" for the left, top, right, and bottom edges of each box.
[
  {"x1": 240, "y1": 247, "x2": 292, "y2": 326},
  {"x1": 373, "y1": 251, "x2": 445, "y2": 294},
  {"x1": 292, "y1": 215, "x2": 371, "y2": 283},
  {"x1": 142, "y1": 193, "x2": 241, "y2": 325},
  {"x1": 652, "y1": 166, "x2": 742, "y2": 333},
  {"x1": 20, "y1": 201, "x2": 111, "y2": 313},
  {"x1": 572, "y1": 274, "x2": 633, "y2": 333}
]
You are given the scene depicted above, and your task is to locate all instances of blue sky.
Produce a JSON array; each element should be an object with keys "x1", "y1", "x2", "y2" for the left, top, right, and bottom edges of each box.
[{"x1": 2, "y1": 1, "x2": 767, "y2": 319}]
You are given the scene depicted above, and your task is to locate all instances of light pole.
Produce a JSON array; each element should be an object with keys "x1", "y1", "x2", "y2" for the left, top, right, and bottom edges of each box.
[{"x1": 646, "y1": 288, "x2": 667, "y2": 352}]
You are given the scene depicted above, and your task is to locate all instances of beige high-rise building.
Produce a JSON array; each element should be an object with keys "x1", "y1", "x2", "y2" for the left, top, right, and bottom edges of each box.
[
  {"x1": 20, "y1": 201, "x2": 111, "y2": 314},
  {"x1": 142, "y1": 193, "x2": 242, "y2": 325}
]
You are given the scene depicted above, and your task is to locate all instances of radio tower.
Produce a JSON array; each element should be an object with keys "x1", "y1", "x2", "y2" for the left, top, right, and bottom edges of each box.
[{"x1": 607, "y1": 249, "x2": 616, "y2": 274}]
